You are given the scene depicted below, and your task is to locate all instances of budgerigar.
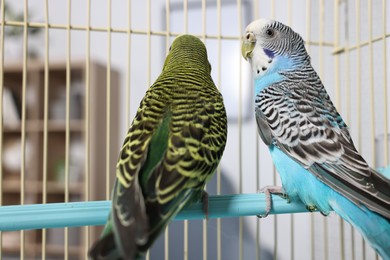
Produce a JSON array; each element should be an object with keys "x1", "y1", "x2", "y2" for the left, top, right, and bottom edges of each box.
[
  {"x1": 242, "y1": 19, "x2": 390, "y2": 259},
  {"x1": 89, "y1": 34, "x2": 227, "y2": 260}
]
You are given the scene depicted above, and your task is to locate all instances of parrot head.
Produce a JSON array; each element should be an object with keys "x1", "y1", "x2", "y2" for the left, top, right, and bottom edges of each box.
[
  {"x1": 163, "y1": 34, "x2": 212, "y2": 73},
  {"x1": 241, "y1": 19, "x2": 309, "y2": 81}
]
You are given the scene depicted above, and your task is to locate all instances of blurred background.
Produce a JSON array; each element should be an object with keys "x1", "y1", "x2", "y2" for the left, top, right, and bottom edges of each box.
[{"x1": 1, "y1": 0, "x2": 390, "y2": 259}]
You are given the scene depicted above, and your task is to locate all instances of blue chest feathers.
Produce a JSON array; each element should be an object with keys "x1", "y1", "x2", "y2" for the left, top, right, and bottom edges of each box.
[
  {"x1": 269, "y1": 144, "x2": 334, "y2": 214},
  {"x1": 253, "y1": 55, "x2": 294, "y2": 95}
]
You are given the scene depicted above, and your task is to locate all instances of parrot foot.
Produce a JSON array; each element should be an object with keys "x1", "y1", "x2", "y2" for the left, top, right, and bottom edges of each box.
[
  {"x1": 306, "y1": 205, "x2": 329, "y2": 216},
  {"x1": 306, "y1": 205, "x2": 317, "y2": 212},
  {"x1": 257, "y1": 186, "x2": 287, "y2": 218},
  {"x1": 201, "y1": 191, "x2": 209, "y2": 220}
]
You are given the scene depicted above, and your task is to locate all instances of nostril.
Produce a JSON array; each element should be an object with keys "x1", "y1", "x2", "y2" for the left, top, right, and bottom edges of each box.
[
  {"x1": 245, "y1": 32, "x2": 255, "y2": 42},
  {"x1": 262, "y1": 67, "x2": 267, "y2": 71},
  {"x1": 268, "y1": 59, "x2": 272, "y2": 63},
  {"x1": 257, "y1": 69, "x2": 260, "y2": 74}
]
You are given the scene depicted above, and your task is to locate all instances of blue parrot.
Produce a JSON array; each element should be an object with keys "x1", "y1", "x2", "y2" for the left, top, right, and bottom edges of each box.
[
  {"x1": 378, "y1": 164, "x2": 390, "y2": 179},
  {"x1": 242, "y1": 19, "x2": 390, "y2": 259}
]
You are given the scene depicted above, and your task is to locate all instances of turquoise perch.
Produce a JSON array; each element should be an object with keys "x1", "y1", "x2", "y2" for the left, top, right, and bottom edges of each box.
[{"x1": 0, "y1": 193, "x2": 309, "y2": 232}]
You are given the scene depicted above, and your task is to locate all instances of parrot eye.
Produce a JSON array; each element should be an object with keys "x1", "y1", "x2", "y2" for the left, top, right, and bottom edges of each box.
[{"x1": 265, "y1": 29, "x2": 275, "y2": 37}]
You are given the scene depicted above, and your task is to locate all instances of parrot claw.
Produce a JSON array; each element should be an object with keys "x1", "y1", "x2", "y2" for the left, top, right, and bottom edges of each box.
[
  {"x1": 257, "y1": 185, "x2": 287, "y2": 218},
  {"x1": 306, "y1": 205, "x2": 317, "y2": 212},
  {"x1": 320, "y1": 211, "x2": 330, "y2": 217},
  {"x1": 306, "y1": 205, "x2": 329, "y2": 216}
]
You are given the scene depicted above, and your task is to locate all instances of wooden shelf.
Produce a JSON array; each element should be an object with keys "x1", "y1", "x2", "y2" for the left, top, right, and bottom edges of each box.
[
  {"x1": 2, "y1": 59, "x2": 93, "y2": 73},
  {"x1": 2, "y1": 179, "x2": 84, "y2": 194},
  {"x1": 3, "y1": 243, "x2": 81, "y2": 257},
  {"x1": 44, "y1": 244, "x2": 82, "y2": 257},
  {"x1": 3, "y1": 120, "x2": 84, "y2": 133}
]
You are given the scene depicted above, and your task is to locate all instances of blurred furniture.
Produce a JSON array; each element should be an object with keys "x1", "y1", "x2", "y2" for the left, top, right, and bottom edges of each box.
[{"x1": 2, "y1": 59, "x2": 120, "y2": 258}]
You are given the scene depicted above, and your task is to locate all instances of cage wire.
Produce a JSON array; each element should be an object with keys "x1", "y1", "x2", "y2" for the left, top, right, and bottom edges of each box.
[{"x1": 0, "y1": 0, "x2": 389, "y2": 260}]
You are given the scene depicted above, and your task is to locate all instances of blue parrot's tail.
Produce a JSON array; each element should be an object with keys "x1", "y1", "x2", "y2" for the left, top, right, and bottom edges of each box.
[
  {"x1": 331, "y1": 192, "x2": 390, "y2": 260},
  {"x1": 377, "y1": 165, "x2": 390, "y2": 180}
]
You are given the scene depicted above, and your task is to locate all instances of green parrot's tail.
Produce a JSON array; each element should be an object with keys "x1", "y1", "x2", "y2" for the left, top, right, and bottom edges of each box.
[{"x1": 89, "y1": 231, "x2": 121, "y2": 260}]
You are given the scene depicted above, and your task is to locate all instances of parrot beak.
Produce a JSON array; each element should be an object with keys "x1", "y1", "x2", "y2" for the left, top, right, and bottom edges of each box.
[{"x1": 241, "y1": 32, "x2": 256, "y2": 60}]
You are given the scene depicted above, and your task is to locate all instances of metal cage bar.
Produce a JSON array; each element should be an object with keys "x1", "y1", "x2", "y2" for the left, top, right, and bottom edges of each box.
[
  {"x1": 201, "y1": 1, "x2": 207, "y2": 259},
  {"x1": 20, "y1": 1, "x2": 29, "y2": 258},
  {"x1": 84, "y1": 0, "x2": 92, "y2": 257},
  {"x1": 0, "y1": 20, "x2": 333, "y2": 46},
  {"x1": 0, "y1": 0, "x2": 4, "y2": 258},
  {"x1": 41, "y1": 0, "x2": 50, "y2": 258},
  {"x1": 163, "y1": 2, "x2": 170, "y2": 259},
  {"x1": 382, "y1": 0, "x2": 389, "y2": 170},
  {"x1": 252, "y1": 2, "x2": 260, "y2": 260},
  {"x1": 236, "y1": 1, "x2": 244, "y2": 259},
  {"x1": 355, "y1": 0, "x2": 362, "y2": 258},
  {"x1": 216, "y1": 1, "x2": 222, "y2": 259}
]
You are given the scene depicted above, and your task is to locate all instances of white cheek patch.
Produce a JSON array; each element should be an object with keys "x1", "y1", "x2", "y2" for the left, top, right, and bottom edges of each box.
[{"x1": 251, "y1": 48, "x2": 273, "y2": 77}]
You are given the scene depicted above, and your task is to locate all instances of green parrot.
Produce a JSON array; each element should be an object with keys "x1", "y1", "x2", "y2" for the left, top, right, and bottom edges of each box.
[{"x1": 89, "y1": 34, "x2": 227, "y2": 260}]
